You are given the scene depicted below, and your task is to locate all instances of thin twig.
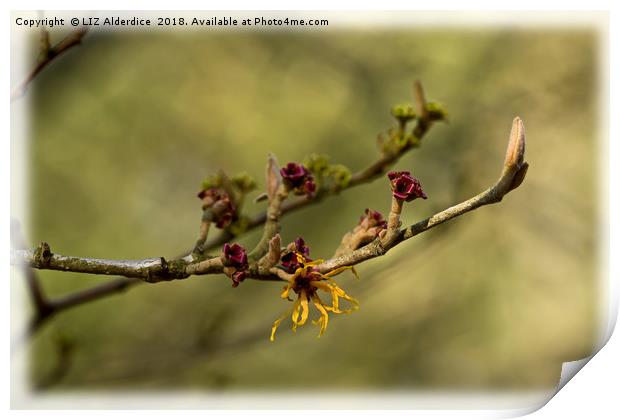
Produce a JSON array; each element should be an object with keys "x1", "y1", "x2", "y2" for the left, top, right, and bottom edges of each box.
[
  {"x1": 316, "y1": 117, "x2": 528, "y2": 273},
  {"x1": 50, "y1": 278, "x2": 142, "y2": 312},
  {"x1": 200, "y1": 82, "x2": 435, "y2": 251},
  {"x1": 11, "y1": 27, "x2": 88, "y2": 101},
  {"x1": 10, "y1": 221, "x2": 53, "y2": 319},
  {"x1": 248, "y1": 156, "x2": 287, "y2": 261}
]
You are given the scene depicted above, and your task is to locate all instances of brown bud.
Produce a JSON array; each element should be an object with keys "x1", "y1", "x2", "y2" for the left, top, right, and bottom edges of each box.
[
  {"x1": 413, "y1": 80, "x2": 428, "y2": 120},
  {"x1": 504, "y1": 117, "x2": 526, "y2": 171},
  {"x1": 509, "y1": 162, "x2": 529, "y2": 192},
  {"x1": 266, "y1": 153, "x2": 281, "y2": 201},
  {"x1": 260, "y1": 234, "x2": 282, "y2": 268}
]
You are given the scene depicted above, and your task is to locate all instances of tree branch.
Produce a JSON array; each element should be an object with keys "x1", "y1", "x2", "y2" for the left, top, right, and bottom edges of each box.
[
  {"x1": 11, "y1": 27, "x2": 88, "y2": 101},
  {"x1": 11, "y1": 245, "x2": 225, "y2": 283},
  {"x1": 14, "y1": 81, "x2": 440, "y2": 334},
  {"x1": 12, "y1": 117, "x2": 528, "y2": 288},
  {"x1": 315, "y1": 117, "x2": 528, "y2": 273}
]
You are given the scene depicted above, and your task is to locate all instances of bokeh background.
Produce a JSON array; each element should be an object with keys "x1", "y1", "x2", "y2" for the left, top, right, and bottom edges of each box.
[{"x1": 13, "y1": 23, "x2": 601, "y2": 392}]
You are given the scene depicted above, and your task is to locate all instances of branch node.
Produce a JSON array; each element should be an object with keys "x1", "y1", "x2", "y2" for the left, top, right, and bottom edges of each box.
[
  {"x1": 34, "y1": 242, "x2": 52, "y2": 268},
  {"x1": 248, "y1": 155, "x2": 288, "y2": 261}
]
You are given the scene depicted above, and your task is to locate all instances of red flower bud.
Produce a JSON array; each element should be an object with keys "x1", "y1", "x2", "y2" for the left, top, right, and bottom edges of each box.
[
  {"x1": 223, "y1": 243, "x2": 248, "y2": 270},
  {"x1": 231, "y1": 270, "x2": 246, "y2": 287},
  {"x1": 223, "y1": 243, "x2": 249, "y2": 288},
  {"x1": 280, "y1": 162, "x2": 316, "y2": 198},
  {"x1": 387, "y1": 171, "x2": 427, "y2": 202},
  {"x1": 197, "y1": 188, "x2": 237, "y2": 228}
]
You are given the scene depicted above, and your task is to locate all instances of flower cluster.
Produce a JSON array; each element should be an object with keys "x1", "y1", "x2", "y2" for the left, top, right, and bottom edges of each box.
[
  {"x1": 197, "y1": 188, "x2": 236, "y2": 228},
  {"x1": 222, "y1": 243, "x2": 248, "y2": 287},
  {"x1": 280, "y1": 237, "x2": 310, "y2": 274},
  {"x1": 280, "y1": 162, "x2": 316, "y2": 198},
  {"x1": 271, "y1": 246, "x2": 359, "y2": 341},
  {"x1": 387, "y1": 171, "x2": 427, "y2": 202}
]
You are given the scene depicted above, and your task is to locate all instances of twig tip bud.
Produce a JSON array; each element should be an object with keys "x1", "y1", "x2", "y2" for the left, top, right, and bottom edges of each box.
[
  {"x1": 266, "y1": 154, "x2": 281, "y2": 201},
  {"x1": 504, "y1": 116, "x2": 526, "y2": 170}
]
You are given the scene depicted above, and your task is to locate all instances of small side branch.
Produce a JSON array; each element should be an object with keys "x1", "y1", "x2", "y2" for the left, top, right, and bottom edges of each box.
[
  {"x1": 192, "y1": 211, "x2": 211, "y2": 255},
  {"x1": 348, "y1": 81, "x2": 433, "y2": 185},
  {"x1": 10, "y1": 222, "x2": 54, "y2": 322},
  {"x1": 201, "y1": 80, "x2": 438, "y2": 252},
  {"x1": 11, "y1": 27, "x2": 88, "y2": 101},
  {"x1": 316, "y1": 117, "x2": 528, "y2": 274},
  {"x1": 50, "y1": 278, "x2": 142, "y2": 312},
  {"x1": 248, "y1": 155, "x2": 287, "y2": 261}
]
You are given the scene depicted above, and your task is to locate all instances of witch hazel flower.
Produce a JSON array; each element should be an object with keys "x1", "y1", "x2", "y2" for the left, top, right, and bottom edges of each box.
[
  {"x1": 280, "y1": 237, "x2": 311, "y2": 274},
  {"x1": 271, "y1": 249, "x2": 359, "y2": 341},
  {"x1": 387, "y1": 171, "x2": 427, "y2": 202},
  {"x1": 222, "y1": 243, "x2": 249, "y2": 287},
  {"x1": 280, "y1": 162, "x2": 316, "y2": 198}
]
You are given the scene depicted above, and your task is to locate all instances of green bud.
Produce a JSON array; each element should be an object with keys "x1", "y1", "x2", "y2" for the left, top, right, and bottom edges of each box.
[
  {"x1": 391, "y1": 103, "x2": 417, "y2": 124},
  {"x1": 426, "y1": 101, "x2": 448, "y2": 122},
  {"x1": 231, "y1": 172, "x2": 257, "y2": 193},
  {"x1": 328, "y1": 164, "x2": 352, "y2": 189},
  {"x1": 303, "y1": 153, "x2": 330, "y2": 176},
  {"x1": 201, "y1": 174, "x2": 223, "y2": 190}
]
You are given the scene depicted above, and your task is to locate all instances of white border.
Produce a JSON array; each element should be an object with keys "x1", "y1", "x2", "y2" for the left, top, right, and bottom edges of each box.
[{"x1": 3, "y1": 1, "x2": 618, "y2": 418}]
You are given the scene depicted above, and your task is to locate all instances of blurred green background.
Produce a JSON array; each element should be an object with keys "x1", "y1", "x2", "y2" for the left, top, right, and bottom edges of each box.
[{"x1": 17, "y1": 26, "x2": 600, "y2": 391}]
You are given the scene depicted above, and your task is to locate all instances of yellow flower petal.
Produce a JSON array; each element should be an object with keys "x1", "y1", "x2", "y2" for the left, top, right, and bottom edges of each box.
[
  {"x1": 280, "y1": 284, "x2": 292, "y2": 300},
  {"x1": 325, "y1": 280, "x2": 346, "y2": 296},
  {"x1": 270, "y1": 307, "x2": 292, "y2": 342},
  {"x1": 309, "y1": 280, "x2": 332, "y2": 292},
  {"x1": 323, "y1": 265, "x2": 355, "y2": 278},
  {"x1": 327, "y1": 281, "x2": 360, "y2": 311},
  {"x1": 308, "y1": 281, "x2": 339, "y2": 312},
  {"x1": 309, "y1": 280, "x2": 359, "y2": 314},
  {"x1": 291, "y1": 296, "x2": 302, "y2": 332},
  {"x1": 299, "y1": 289, "x2": 310, "y2": 326},
  {"x1": 338, "y1": 293, "x2": 360, "y2": 313},
  {"x1": 311, "y1": 294, "x2": 329, "y2": 337},
  {"x1": 304, "y1": 258, "x2": 325, "y2": 267}
]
